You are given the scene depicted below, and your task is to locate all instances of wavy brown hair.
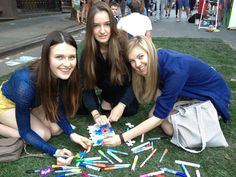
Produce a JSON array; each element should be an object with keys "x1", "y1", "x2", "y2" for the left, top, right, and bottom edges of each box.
[
  {"x1": 30, "y1": 31, "x2": 81, "y2": 122},
  {"x1": 83, "y1": 1, "x2": 130, "y2": 89}
]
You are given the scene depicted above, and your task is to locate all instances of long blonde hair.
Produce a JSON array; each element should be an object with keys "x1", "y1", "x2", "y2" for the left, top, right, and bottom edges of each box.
[{"x1": 126, "y1": 36, "x2": 159, "y2": 103}]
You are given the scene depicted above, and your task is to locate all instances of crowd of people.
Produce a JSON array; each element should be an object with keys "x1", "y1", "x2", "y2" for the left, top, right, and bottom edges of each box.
[
  {"x1": 0, "y1": 0, "x2": 231, "y2": 166},
  {"x1": 72, "y1": 0, "x2": 199, "y2": 24}
]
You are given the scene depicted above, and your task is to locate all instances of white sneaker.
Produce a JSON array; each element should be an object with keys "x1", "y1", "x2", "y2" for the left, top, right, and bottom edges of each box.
[
  {"x1": 153, "y1": 18, "x2": 160, "y2": 22},
  {"x1": 176, "y1": 18, "x2": 181, "y2": 22}
]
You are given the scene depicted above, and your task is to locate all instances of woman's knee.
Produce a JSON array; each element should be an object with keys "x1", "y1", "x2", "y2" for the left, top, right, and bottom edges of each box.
[
  {"x1": 50, "y1": 124, "x2": 63, "y2": 136},
  {"x1": 148, "y1": 105, "x2": 155, "y2": 118},
  {"x1": 36, "y1": 127, "x2": 51, "y2": 141},
  {"x1": 148, "y1": 110, "x2": 154, "y2": 118},
  {"x1": 161, "y1": 120, "x2": 173, "y2": 136},
  {"x1": 123, "y1": 101, "x2": 139, "y2": 117}
]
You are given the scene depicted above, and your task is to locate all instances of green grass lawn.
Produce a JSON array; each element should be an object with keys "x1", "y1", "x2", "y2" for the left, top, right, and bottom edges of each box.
[{"x1": 0, "y1": 38, "x2": 235, "y2": 177}]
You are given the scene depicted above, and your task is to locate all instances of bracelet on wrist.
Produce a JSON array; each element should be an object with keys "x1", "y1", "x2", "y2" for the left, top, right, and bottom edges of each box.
[
  {"x1": 119, "y1": 133, "x2": 125, "y2": 144},
  {"x1": 93, "y1": 113, "x2": 100, "y2": 119},
  {"x1": 119, "y1": 102, "x2": 126, "y2": 108}
]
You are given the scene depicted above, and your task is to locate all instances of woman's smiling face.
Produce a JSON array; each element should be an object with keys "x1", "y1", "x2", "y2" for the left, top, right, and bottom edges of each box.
[
  {"x1": 128, "y1": 47, "x2": 148, "y2": 76},
  {"x1": 49, "y1": 42, "x2": 77, "y2": 80}
]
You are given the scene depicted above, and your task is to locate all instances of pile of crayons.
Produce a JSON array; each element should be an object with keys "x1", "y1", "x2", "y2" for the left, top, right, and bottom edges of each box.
[
  {"x1": 139, "y1": 160, "x2": 201, "y2": 177},
  {"x1": 75, "y1": 149, "x2": 130, "y2": 172},
  {"x1": 25, "y1": 137, "x2": 201, "y2": 177},
  {"x1": 131, "y1": 141, "x2": 153, "y2": 154}
]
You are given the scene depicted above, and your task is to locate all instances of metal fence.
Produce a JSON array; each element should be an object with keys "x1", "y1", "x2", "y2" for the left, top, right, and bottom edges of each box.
[{"x1": 16, "y1": 0, "x2": 63, "y2": 12}]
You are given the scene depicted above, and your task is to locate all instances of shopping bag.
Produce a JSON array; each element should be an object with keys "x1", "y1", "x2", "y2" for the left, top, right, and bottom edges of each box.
[
  {"x1": 0, "y1": 137, "x2": 24, "y2": 162},
  {"x1": 170, "y1": 100, "x2": 228, "y2": 153}
]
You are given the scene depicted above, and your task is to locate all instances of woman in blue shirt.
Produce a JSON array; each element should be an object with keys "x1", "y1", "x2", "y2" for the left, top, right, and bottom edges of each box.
[
  {"x1": 102, "y1": 35, "x2": 231, "y2": 146},
  {"x1": 0, "y1": 31, "x2": 90, "y2": 165}
]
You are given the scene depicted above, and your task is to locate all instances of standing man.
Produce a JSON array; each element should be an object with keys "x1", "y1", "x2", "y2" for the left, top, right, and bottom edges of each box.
[
  {"x1": 177, "y1": 0, "x2": 190, "y2": 22},
  {"x1": 117, "y1": 0, "x2": 152, "y2": 39},
  {"x1": 109, "y1": 1, "x2": 120, "y2": 23}
]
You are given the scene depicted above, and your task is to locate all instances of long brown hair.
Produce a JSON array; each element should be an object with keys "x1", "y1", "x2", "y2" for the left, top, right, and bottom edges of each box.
[
  {"x1": 30, "y1": 31, "x2": 81, "y2": 122},
  {"x1": 83, "y1": 1, "x2": 130, "y2": 89}
]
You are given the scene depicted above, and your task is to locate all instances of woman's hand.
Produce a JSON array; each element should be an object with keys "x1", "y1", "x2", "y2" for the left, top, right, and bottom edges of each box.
[
  {"x1": 55, "y1": 148, "x2": 74, "y2": 166},
  {"x1": 94, "y1": 115, "x2": 110, "y2": 126},
  {"x1": 70, "y1": 133, "x2": 91, "y2": 149},
  {"x1": 108, "y1": 102, "x2": 126, "y2": 122},
  {"x1": 102, "y1": 134, "x2": 122, "y2": 147}
]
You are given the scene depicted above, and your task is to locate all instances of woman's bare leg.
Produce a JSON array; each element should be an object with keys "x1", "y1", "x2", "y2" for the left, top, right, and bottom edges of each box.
[
  {"x1": 0, "y1": 123, "x2": 19, "y2": 137},
  {"x1": 161, "y1": 120, "x2": 173, "y2": 136},
  {"x1": 0, "y1": 107, "x2": 56, "y2": 140},
  {"x1": 31, "y1": 105, "x2": 63, "y2": 136},
  {"x1": 76, "y1": 10, "x2": 81, "y2": 23},
  {"x1": 101, "y1": 100, "x2": 112, "y2": 110}
]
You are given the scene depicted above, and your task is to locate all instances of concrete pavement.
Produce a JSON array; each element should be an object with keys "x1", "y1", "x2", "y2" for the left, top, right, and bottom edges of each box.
[
  {"x1": 0, "y1": 13, "x2": 85, "y2": 57},
  {"x1": 0, "y1": 11, "x2": 236, "y2": 77},
  {"x1": 150, "y1": 11, "x2": 236, "y2": 50}
]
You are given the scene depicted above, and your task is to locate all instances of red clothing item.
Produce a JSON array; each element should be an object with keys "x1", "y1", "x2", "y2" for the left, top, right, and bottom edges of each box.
[{"x1": 198, "y1": 0, "x2": 209, "y2": 16}]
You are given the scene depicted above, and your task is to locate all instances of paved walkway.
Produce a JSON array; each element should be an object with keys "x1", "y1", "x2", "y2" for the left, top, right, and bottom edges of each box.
[
  {"x1": 0, "y1": 13, "x2": 85, "y2": 57},
  {"x1": 0, "y1": 11, "x2": 236, "y2": 77},
  {"x1": 150, "y1": 10, "x2": 236, "y2": 49},
  {"x1": 1, "y1": 11, "x2": 236, "y2": 57}
]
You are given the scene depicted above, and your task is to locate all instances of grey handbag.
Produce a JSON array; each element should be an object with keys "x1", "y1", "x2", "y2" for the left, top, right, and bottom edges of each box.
[
  {"x1": 170, "y1": 100, "x2": 228, "y2": 153},
  {"x1": 0, "y1": 137, "x2": 24, "y2": 162}
]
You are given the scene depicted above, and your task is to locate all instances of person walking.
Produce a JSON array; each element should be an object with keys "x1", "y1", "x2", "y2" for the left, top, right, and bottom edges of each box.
[{"x1": 72, "y1": 0, "x2": 81, "y2": 24}]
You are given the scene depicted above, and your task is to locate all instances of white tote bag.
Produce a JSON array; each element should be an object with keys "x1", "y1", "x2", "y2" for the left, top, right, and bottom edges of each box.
[{"x1": 170, "y1": 100, "x2": 228, "y2": 153}]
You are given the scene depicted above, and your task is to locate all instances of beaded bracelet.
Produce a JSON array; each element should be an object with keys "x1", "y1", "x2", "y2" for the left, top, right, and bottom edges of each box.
[{"x1": 93, "y1": 113, "x2": 100, "y2": 119}]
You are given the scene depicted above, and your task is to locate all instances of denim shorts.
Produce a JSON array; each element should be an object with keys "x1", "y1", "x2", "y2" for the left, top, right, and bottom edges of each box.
[{"x1": 178, "y1": 0, "x2": 189, "y2": 8}]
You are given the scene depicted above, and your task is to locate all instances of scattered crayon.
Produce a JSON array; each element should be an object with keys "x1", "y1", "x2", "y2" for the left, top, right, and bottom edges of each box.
[
  {"x1": 159, "y1": 148, "x2": 168, "y2": 163},
  {"x1": 140, "y1": 149, "x2": 157, "y2": 168},
  {"x1": 160, "y1": 167, "x2": 187, "y2": 177},
  {"x1": 98, "y1": 150, "x2": 114, "y2": 164},
  {"x1": 141, "y1": 134, "x2": 145, "y2": 143},
  {"x1": 53, "y1": 154, "x2": 71, "y2": 158},
  {"x1": 133, "y1": 146, "x2": 153, "y2": 154},
  {"x1": 196, "y1": 169, "x2": 201, "y2": 177},
  {"x1": 131, "y1": 155, "x2": 138, "y2": 171},
  {"x1": 180, "y1": 164, "x2": 191, "y2": 177},
  {"x1": 107, "y1": 150, "x2": 123, "y2": 163},
  {"x1": 139, "y1": 170, "x2": 164, "y2": 177},
  {"x1": 175, "y1": 160, "x2": 200, "y2": 168},
  {"x1": 147, "y1": 137, "x2": 168, "y2": 141},
  {"x1": 107, "y1": 148, "x2": 128, "y2": 155},
  {"x1": 55, "y1": 172, "x2": 82, "y2": 177},
  {"x1": 79, "y1": 162, "x2": 101, "y2": 171},
  {"x1": 131, "y1": 142, "x2": 150, "y2": 152},
  {"x1": 84, "y1": 157, "x2": 102, "y2": 161}
]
